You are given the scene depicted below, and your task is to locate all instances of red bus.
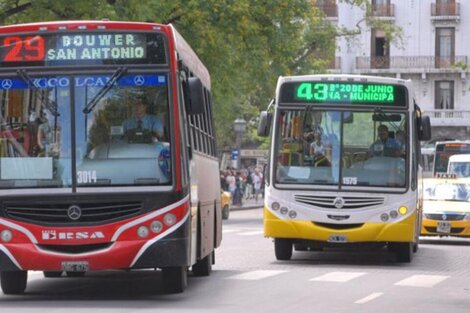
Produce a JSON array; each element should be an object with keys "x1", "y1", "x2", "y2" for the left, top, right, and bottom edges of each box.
[{"x1": 0, "y1": 20, "x2": 221, "y2": 294}]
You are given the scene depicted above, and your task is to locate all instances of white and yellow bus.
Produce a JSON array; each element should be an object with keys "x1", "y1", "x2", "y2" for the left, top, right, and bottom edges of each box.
[{"x1": 258, "y1": 74, "x2": 431, "y2": 262}]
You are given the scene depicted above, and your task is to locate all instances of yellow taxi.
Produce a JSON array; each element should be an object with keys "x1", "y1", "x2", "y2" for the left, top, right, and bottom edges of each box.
[
  {"x1": 421, "y1": 177, "x2": 470, "y2": 237},
  {"x1": 221, "y1": 191, "x2": 231, "y2": 220}
]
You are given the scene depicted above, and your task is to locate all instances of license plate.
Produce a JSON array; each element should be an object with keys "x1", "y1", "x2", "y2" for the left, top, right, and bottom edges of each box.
[
  {"x1": 328, "y1": 234, "x2": 348, "y2": 243},
  {"x1": 436, "y1": 221, "x2": 451, "y2": 233},
  {"x1": 62, "y1": 261, "x2": 89, "y2": 272}
]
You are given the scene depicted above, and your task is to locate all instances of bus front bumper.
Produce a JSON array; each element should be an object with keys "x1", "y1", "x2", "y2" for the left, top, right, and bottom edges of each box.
[{"x1": 264, "y1": 208, "x2": 417, "y2": 243}]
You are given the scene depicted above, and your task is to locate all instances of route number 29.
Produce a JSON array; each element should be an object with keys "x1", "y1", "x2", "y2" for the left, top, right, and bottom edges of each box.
[{"x1": 2, "y1": 36, "x2": 45, "y2": 62}]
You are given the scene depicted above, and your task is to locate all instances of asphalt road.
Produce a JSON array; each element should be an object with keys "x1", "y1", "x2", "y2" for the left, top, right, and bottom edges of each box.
[{"x1": 0, "y1": 207, "x2": 469, "y2": 313}]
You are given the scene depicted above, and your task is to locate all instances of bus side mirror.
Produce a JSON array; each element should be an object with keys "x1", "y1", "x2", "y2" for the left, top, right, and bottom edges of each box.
[
  {"x1": 257, "y1": 111, "x2": 272, "y2": 137},
  {"x1": 184, "y1": 77, "x2": 205, "y2": 115},
  {"x1": 418, "y1": 115, "x2": 431, "y2": 141}
]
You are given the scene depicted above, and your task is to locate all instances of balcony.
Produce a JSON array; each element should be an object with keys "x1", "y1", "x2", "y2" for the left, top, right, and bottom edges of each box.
[
  {"x1": 355, "y1": 56, "x2": 467, "y2": 73},
  {"x1": 316, "y1": 3, "x2": 338, "y2": 19},
  {"x1": 369, "y1": 4, "x2": 395, "y2": 20},
  {"x1": 427, "y1": 110, "x2": 470, "y2": 127},
  {"x1": 431, "y1": 2, "x2": 460, "y2": 22}
]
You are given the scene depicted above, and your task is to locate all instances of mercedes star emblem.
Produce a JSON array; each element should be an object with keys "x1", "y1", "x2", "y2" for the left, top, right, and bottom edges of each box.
[
  {"x1": 67, "y1": 205, "x2": 82, "y2": 221},
  {"x1": 333, "y1": 197, "x2": 345, "y2": 209}
]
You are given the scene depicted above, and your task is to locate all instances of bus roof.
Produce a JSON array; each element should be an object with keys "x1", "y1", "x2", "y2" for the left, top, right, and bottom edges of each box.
[
  {"x1": 277, "y1": 74, "x2": 411, "y2": 86},
  {"x1": 0, "y1": 20, "x2": 169, "y2": 32}
]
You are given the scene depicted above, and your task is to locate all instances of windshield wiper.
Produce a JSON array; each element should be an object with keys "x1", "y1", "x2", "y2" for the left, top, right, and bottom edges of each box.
[
  {"x1": 17, "y1": 69, "x2": 59, "y2": 116},
  {"x1": 82, "y1": 66, "x2": 128, "y2": 114}
]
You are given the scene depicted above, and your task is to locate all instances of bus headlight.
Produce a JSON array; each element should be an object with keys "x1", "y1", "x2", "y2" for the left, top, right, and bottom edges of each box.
[
  {"x1": 464, "y1": 213, "x2": 470, "y2": 220},
  {"x1": 398, "y1": 206, "x2": 408, "y2": 215},
  {"x1": 280, "y1": 207, "x2": 288, "y2": 215},
  {"x1": 151, "y1": 220, "x2": 163, "y2": 233},
  {"x1": 163, "y1": 213, "x2": 177, "y2": 226},
  {"x1": 389, "y1": 210, "x2": 398, "y2": 219},
  {"x1": 271, "y1": 202, "x2": 280, "y2": 211},
  {"x1": 288, "y1": 210, "x2": 297, "y2": 219},
  {"x1": 1, "y1": 229, "x2": 12, "y2": 242},
  {"x1": 380, "y1": 213, "x2": 389, "y2": 222},
  {"x1": 137, "y1": 226, "x2": 149, "y2": 238}
]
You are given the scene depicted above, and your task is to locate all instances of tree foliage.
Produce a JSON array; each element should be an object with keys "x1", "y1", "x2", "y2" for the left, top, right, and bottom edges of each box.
[{"x1": 0, "y1": 0, "x2": 401, "y2": 150}]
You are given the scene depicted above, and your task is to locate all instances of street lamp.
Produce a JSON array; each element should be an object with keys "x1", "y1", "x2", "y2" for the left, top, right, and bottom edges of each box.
[{"x1": 233, "y1": 118, "x2": 247, "y2": 169}]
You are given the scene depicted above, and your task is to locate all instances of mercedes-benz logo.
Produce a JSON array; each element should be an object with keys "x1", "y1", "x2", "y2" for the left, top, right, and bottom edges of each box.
[
  {"x1": 442, "y1": 214, "x2": 447, "y2": 221},
  {"x1": 67, "y1": 205, "x2": 82, "y2": 221},
  {"x1": 134, "y1": 75, "x2": 145, "y2": 86},
  {"x1": 1, "y1": 79, "x2": 12, "y2": 90},
  {"x1": 333, "y1": 197, "x2": 345, "y2": 209}
]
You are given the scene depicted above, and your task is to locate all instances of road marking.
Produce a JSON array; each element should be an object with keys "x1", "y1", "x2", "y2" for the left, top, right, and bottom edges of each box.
[
  {"x1": 238, "y1": 230, "x2": 264, "y2": 236},
  {"x1": 394, "y1": 275, "x2": 449, "y2": 288},
  {"x1": 227, "y1": 270, "x2": 286, "y2": 280},
  {"x1": 355, "y1": 292, "x2": 384, "y2": 304},
  {"x1": 310, "y1": 271, "x2": 366, "y2": 282},
  {"x1": 222, "y1": 229, "x2": 240, "y2": 234}
]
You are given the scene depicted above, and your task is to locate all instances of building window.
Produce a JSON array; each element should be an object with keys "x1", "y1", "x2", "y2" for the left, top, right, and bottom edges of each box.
[
  {"x1": 435, "y1": 28, "x2": 455, "y2": 68},
  {"x1": 435, "y1": 81, "x2": 454, "y2": 110},
  {"x1": 371, "y1": 29, "x2": 389, "y2": 68},
  {"x1": 436, "y1": 0, "x2": 456, "y2": 15}
]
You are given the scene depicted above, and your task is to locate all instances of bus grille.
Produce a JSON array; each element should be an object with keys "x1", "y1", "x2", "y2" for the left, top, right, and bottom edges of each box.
[
  {"x1": 4, "y1": 202, "x2": 142, "y2": 224},
  {"x1": 424, "y1": 213, "x2": 465, "y2": 221},
  {"x1": 37, "y1": 243, "x2": 113, "y2": 254},
  {"x1": 313, "y1": 222, "x2": 364, "y2": 230},
  {"x1": 295, "y1": 195, "x2": 384, "y2": 209}
]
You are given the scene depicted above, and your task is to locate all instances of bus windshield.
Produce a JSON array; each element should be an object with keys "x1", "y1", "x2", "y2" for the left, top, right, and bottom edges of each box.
[
  {"x1": 274, "y1": 108, "x2": 407, "y2": 187},
  {"x1": 0, "y1": 72, "x2": 170, "y2": 188}
]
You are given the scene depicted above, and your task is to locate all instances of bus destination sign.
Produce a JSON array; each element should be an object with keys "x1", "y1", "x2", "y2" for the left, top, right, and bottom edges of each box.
[
  {"x1": 0, "y1": 32, "x2": 167, "y2": 66},
  {"x1": 280, "y1": 81, "x2": 407, "y2": 107}
]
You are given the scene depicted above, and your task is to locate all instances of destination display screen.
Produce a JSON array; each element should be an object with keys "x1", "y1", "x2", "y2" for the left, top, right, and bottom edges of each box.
[
  {"x1": 280, "y1": 81, "x2": 408, "y2": 107},
  {"x1": 0, "y1": 32, "x2": 167, "y2": 67}
]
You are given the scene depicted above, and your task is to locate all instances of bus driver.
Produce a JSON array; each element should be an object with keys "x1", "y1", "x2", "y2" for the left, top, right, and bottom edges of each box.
[
  {"x1": 122, "y1": 95, "x2": 165, "y2": 142},
  {"x1": 369, "y1": 124, "x2": 401, "y2": 157}
]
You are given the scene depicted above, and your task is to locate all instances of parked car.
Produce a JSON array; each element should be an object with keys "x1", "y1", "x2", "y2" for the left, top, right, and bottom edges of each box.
[{"x1": 221, "y1": 191, "x2": 231, "y2": 220}]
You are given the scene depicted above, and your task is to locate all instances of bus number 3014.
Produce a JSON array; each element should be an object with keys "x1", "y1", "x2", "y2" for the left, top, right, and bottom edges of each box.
[{"x1": 77, "y1": 170, "x2": 97, "y2": 184}]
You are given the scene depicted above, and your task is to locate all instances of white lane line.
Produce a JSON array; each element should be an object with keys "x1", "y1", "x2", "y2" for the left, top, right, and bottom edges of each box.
[
  {"x1": 394, "y1": 275, "x2": 449, "y2": 288},
  {"x1": 355, "y1": 292, "x2": 384, "y2": 304},
  {"x1": 222, "y1": 229, "x2": 240, "y2": 234},
  {"x1": 227, "y1": 270, "x2": 287, "y2": 280},
  {"x1": 310, "y1": 271, "x2": 367, "y2": 282},
  {"x1": 238, "y1": 231, "x2": 264, "y2": 236}
]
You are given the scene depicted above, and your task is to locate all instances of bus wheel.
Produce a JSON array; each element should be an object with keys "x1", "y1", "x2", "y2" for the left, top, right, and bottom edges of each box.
[
  {"x1": 162, "y1": 266, "x2": 187, "y2": 293},
  {"x1": 0, "y1": 271, "x2": 27, "y2": 295},
  {"x1": 222, "y1": 205, "x2": 230, "y2": 220},
  {"x1": 390, "y1": 242, "x2": 413, "y2": 263},
  {"x1": 192, "y1": 251, "x2": 212, "y2": 277},
  {"x1": 43, "y1": 271, "x2": 63, "y2": 278},
  {"x1": 66, "y1": 271, "x2": 86, "y2": 277},
  {"x1": 274, "y1": 238, "x2": 293, "y2": 260}
]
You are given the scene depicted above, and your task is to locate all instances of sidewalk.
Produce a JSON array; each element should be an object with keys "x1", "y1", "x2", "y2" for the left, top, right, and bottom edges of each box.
[{"x1": 231, "y1": 196, "x2": 264, "y2": 211}]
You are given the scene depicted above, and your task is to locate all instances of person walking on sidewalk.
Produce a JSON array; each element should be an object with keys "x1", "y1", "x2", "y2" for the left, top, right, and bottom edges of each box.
[{"x1": 252, "y1": 168, "x2": 263, "y2": 202}]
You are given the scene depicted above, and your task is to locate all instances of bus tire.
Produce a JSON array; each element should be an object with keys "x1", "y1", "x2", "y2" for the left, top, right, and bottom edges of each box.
[
  {"x1": 162, "y1": 266, "x2": 187, "y2": 293},
  {"x1": 192, "y1": 251, "x2": 213, "y2": 277},
  {"x1": 44, "y1": 271, "x2": 62, "y2": 278},
  {"x1": 0, "y1": 271, "x2": 27, "y2": 295},
  {"x1": 222, "y1": 205, "x2": 230, "y2": 220},
  {"x1": 390, "y1": 242, "x2": 413, "y2": 263},
  {"x1": 274, "y1": 238, "x2": 293, "y2": 260}
]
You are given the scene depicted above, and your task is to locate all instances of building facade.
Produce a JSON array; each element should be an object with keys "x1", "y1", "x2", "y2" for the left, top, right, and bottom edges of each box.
[{"x1": 318, "y1": 0, "x2": 470, "y2": 141}]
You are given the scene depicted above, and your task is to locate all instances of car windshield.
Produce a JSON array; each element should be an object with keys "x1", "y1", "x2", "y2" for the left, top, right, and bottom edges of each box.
[
  {"x1": 273, "y1": 108, "x2": 407, "y2": 187},
  {"x1": 424, "y1": 180, "x2": 470, "y2": 201},
  {"x1": 0, "y1": 72, "x2": 171, "y2": 189}
]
